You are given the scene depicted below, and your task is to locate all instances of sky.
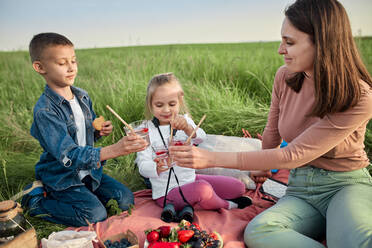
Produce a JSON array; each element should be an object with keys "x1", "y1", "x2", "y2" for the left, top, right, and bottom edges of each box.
[{"x1": 0, "y1": 0, "x2": 371, "y2": 51}]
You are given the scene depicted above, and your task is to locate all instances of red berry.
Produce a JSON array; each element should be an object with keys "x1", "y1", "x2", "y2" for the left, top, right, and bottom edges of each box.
[
  {"x1": 157, "y1": 225, "x2": 172, "y2": 238},
  {"x1": 192, "y1": 222, "x2": 201, "y2": 230},
  {"x1": 177, "y1": 230, "x2": 194, "y2": 243},
  {"x1": 147, "y1": 230, "x2": 160, "y2": 243},
  {"x1": 209, "y1": 232, "x2": 218, "y2": 240},
  {"x1": 148, "y1": 241, "x2": 181, "y2": 248}
]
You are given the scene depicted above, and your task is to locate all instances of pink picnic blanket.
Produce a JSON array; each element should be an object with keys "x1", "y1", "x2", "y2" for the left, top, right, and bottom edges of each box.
[{"x1": 70, "y1": 170, "x2": 290, "y2": 248}]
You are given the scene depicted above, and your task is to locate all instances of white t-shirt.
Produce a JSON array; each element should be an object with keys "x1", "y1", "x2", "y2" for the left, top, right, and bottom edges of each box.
[{"x1": 69, "y1": 96, "x2": 89, "y2": 180}]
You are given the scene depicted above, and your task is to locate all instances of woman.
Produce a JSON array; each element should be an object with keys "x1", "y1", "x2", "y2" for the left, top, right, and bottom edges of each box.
[{"x1": 169, "y1": 0, "x2": 372, "y2": 247}]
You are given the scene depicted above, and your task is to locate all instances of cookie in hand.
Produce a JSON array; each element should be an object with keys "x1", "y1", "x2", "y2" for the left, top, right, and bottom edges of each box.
[{"x1": 93, "y1": 116, "x2": 105, "y2": 131}]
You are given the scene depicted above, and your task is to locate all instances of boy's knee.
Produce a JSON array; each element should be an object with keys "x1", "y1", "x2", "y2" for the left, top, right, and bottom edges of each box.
[
  {"x1": 83, "y1": 204, "x2": 107, "y2": 224},
  {"x1": 116, "y1": 189, "x2": 134, "y2": 211}
]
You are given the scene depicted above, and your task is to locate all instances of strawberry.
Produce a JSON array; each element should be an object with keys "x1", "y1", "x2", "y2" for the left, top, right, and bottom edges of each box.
[
  {"x1": 166, "y1": 242, "x2": 182, "y2": 248},
  {"x1": 177, "y1": 230, "x2": 194, "y2": 243},
  {"x1": 148, "y1": 241, "x2": 181, "y2": 248},
  {"x1": 148, "y1": 242, "x2": 161, "y2": 248},
  {"x1": 192, "y1": 222, "x2": 201, "y2": 230},
  {"x1": 147, "y1": 230, "x2": 160, "y2": 243},
  {"x1": 158, "y1": 225, "x2": 172, "y2": 238},
  {"x1": 209, "y1": 232, "x2": 218, "y2": 240}
]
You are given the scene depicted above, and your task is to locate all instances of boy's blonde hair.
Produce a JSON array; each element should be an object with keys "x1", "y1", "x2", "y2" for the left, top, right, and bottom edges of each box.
[{"x1": 145, "y1": 73, "x2": 190, "y2": 119}]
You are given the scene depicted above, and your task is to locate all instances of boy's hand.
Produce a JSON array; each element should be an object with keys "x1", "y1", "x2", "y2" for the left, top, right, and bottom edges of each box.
[
  {"x1": 171, "y1": 115, "x2": 193, "y2": 136},
  {"x1": 249, "y1": 170, "x2": 272, "y2": 183},
  {"x1": 118, "y1": 134, "x2": 148, "y2": 155},
  {"x1": 99, "y1": 121, "x2": 113, "y2": 136},
  {"x1": 100, "y1": 134, "x2": 148, "y2": 161}
]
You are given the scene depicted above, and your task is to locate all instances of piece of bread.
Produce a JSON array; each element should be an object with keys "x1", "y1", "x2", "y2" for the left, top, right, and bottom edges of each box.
[{"x1": 93, "y1": 116, "x2": 105, "y2": 130}]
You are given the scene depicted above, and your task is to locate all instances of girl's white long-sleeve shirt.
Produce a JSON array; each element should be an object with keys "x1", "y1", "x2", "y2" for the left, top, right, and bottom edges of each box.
[{"x1": 135, "y1": 114, "x2": 206, "y2": 200}]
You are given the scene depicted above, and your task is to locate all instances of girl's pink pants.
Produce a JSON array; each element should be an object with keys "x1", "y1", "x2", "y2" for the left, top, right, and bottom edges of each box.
[{"x1": 155, "y1": 174, "x2": 245, "y2": 210}]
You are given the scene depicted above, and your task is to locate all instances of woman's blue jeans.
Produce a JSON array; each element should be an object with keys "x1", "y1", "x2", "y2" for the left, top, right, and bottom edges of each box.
[
  {"x1": 30, "y1": 174, "x2": 134, "y2": 227},
  {"x1": 245, "y1": 165, "x2": 372, "y2": 248}
]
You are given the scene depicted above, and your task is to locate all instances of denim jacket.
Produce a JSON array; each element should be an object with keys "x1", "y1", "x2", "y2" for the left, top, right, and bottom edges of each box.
[{"x1": 31, "y1": 85, "x2": 103, "y2": 191}]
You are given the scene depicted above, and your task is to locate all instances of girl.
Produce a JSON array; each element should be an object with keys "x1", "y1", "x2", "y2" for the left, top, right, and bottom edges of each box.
[{"x1": 135, "y1": 73, "x2": 252, "y2": 217}]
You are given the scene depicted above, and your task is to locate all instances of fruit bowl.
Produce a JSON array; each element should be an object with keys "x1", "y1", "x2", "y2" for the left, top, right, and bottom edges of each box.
[{"x1": 144, "y1": 220, "x2": 223, "y2": 248}]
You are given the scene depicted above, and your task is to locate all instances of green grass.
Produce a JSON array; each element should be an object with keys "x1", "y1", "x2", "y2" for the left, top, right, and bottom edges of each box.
[{"x1": 0, "y1": 39, "x2": 371, "y2": 239}]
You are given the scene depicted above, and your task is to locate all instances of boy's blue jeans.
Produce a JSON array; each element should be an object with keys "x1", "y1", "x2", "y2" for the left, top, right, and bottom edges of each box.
[
  {"x1": 245, "y1": 165, "x2": 372, "y2": 248},
  {"x1": 30, "y1": 174, "x2": 134, "y2": 227}
]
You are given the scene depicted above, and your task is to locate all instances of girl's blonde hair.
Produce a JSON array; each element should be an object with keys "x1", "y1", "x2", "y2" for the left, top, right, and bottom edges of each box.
[{"x1": 145, "y1": 73, "x2": 190, "y2": 119}]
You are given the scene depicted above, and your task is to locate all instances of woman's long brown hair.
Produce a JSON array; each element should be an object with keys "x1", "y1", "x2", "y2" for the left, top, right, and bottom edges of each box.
[{"x1": 285, "y1": 0, "x2": 372, "y2": 118}]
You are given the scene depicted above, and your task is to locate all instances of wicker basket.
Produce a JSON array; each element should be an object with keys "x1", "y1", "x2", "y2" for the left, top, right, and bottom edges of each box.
[
  {"x1": 103, "y1": 229, "x2": 139, "y2": 248},
  {"x1": 0, "y1": 227, "x2": 37, "y2": 248}
]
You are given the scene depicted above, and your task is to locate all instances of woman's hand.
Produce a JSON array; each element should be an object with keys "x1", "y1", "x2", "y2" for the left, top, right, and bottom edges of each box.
[
  {"x1": 169, "y1": 145, "x2": 213, "y2": 169},
  {"x1": 249, "y1": 170, "x2": 272, "y2": 183},
  {"x1": 99, "y1": 121, "x2": 113, "y2": 136}
]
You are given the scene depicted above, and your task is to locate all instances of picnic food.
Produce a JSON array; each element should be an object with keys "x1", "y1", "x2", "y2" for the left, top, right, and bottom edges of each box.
[
  {"x1": 177, "y1": 230, "x2": 194, "y2": 243},
  {"x1": 158, "y1": 226, "x2": 172, "y2": 238},
  {"x1": 147, "y1": 230, "x2": 160, "y2": 243},
  {"x1": 148, "y1": 242, "x2": 181, "y2": 248},
  {"x1": 103, "y1": 237, "x2": 132, "y2": 248},
  {"x1": 144, "y1": 220, "x2": 223, "y2": 248},
  {"x1": 92, "y1": 116, "x2": 105, "y2": 130},
  {"x1": 103, "y1": 229, "x2": 138, "y2": 248}
]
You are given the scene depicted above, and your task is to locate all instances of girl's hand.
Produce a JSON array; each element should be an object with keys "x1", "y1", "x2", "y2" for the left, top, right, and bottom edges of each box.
[
  {"x1": 169, "y1": 145, "x2": 212, "y2": 169},
  {"x1": 99, "y1": 121, "x2": 113, "y2": 136},
  {"x1": 249, "y1": 170, "x2": 272, "y2": 183},
  {"x1": 171, "y1": 115, "x2": 193, "y2": 136},
  {"x1": 154, "y1": 157, "x2": 170, "y2": 175}
]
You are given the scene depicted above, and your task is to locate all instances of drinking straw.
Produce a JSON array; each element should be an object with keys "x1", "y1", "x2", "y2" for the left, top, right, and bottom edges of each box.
[
  {"x1": 85, "y1": 218, "x2": 106, "y2": 248},
  {"x1": 169, "y1": 112, "x2": 175, "y2": 145},
  {"x1": 185, "y1": 114, "x2": 206, "y2": 144},
  {"x1": 106, "y1": 105, "x2": 135, "y2": 133}
]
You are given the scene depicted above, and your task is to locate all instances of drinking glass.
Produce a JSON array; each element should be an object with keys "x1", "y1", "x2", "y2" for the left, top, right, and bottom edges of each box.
[
  {"x1": 123, "y1": 120, "x2": 150, "y2": 146},
  {"x1": 151, "y1": 140, "x2": 169, "y2": 169},
  {"x1": 169, "y1": 136, "x2": 190, "y2": 166}
]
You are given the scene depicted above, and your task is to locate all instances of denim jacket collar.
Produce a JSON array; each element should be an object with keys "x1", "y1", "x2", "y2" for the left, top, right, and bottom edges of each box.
[{"x1": 44, "y1": 85, "x2": 89, "y2": 106}]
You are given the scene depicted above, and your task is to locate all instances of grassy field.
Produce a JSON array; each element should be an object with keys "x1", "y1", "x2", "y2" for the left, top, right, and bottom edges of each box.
[{"x1": 0, "y1": 38, "x2": 371, "y2": 239}]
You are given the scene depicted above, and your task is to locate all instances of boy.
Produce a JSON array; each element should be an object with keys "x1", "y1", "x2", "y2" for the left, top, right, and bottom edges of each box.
[{"x1": 21, "y1": 33, "x2": 148, "y2": 227}]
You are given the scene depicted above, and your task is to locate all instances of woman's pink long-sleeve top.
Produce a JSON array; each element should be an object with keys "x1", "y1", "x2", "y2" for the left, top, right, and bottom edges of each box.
[{"x1": 238, "y1": 66, "x2": 372, "y2": 171}]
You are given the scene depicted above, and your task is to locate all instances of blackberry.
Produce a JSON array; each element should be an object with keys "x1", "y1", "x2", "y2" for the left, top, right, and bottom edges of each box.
[
  {"x1": 192, "y1": 238, "x2": 204, "y2": 248},
  {"x1": 213, "y1": 240, "x2": 221, "y2": 247}
]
